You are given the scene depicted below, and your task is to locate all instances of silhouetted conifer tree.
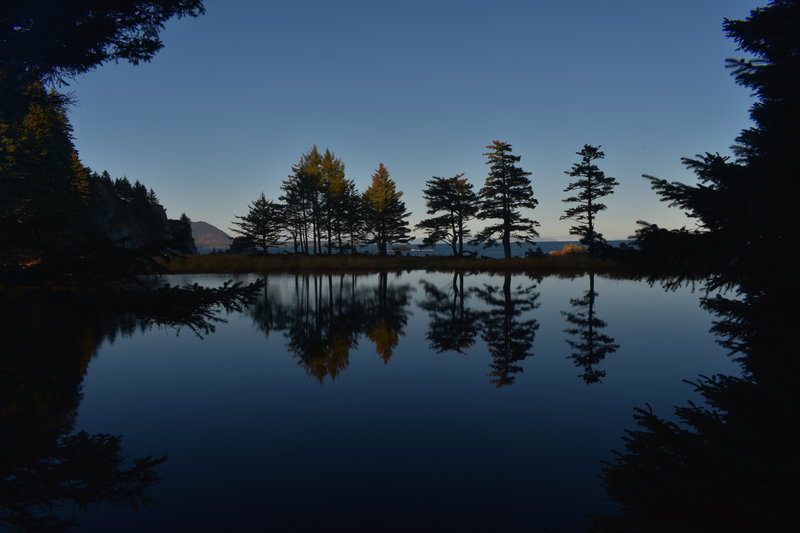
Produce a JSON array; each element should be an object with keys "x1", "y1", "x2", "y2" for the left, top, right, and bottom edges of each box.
[
  {"x1": 596, "y1": 3, "x2": 800, "y2": 530},
  {"x1": 561, "y1": 144, "x2": 618, "y2": 255},
  {"x1": 0, "y1": 1, "x2": 205, "y2": 85},
  {"x1": 1, "y1": 1, "x2": 206, "y2": 277},
  {"x1": 473, "y1": 141, "x2": 539, "y2": 258},
  {"x1": 416, "y1": 174, "x2": 478, "y2": 256},
  {"x1": 0, "y1": 83, "x2": 89, "y2": 268},
  {"x1": 363, "y1": 164, "x2": 411, "y2": 255},
  {"x1": 320, "y1": 149, "x2": 349, "y2": 253},
  {"x1": 637, "y1": 0, "x2": 797, "y2": 285},
  {"x1": 341, "y1": 180, "x2": 367, "y2": 253},
  {"x1": 231, "y1": 193, "x2": 283, "y2": 255},
  {"x1": 281, "y1": 147, "x2": 329, "y2": 254}
]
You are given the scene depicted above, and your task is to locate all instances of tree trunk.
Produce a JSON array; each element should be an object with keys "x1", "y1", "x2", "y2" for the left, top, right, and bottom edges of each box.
[
  {"x1": 458, "y1": 219, "x2": 464, "y2": 256},
  {"x1": 587, "y1": 196, "x2": 594, "y2": 253}
]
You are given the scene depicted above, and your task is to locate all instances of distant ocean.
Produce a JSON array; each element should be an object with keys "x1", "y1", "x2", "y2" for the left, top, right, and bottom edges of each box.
[{"x1": 199, "y1": 240, "x2": 631, "y2": 258}]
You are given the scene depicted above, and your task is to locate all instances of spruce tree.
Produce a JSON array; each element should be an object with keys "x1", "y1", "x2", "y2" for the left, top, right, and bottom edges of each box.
[
  {"x1": 473, "y1": 141, "x2": 539, "y2": 258},
  {"x1": 0, "y1": 82, "x2": 89, "y2": 267},
  {"x1": 341, "y1": 180, "x2": 366, "y2": 254},
  {"x1": 596, "y1": 4, "x2": 800, "y2": 530},
  {"x1": 416, "y1": 174, "x2": 478, "y2": 256},
  {"x1": 231, "y1": 193, "x2": 283, "y2": 255},
  {"x1": 362, "y1": 163, "x2": 411, "y2": 256},
  {"x1": 639, "y1": 1, "x2": 798, "y2": 285},
  {"x1": 561, "y1": 144, "x2": 618, "y2": 255}
]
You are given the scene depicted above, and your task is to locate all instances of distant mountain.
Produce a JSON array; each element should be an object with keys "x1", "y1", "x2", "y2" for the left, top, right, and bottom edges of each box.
[{"x1": 190, "y1": 221, "x2": 232, "y2": 251}]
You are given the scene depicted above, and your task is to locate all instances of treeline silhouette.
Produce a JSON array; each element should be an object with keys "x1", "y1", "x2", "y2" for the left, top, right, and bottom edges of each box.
[
  {"x1": 232, "y1": 141, "x2": 620, "y2": 259},
  {"x1": 2, "y1": 0, "x2": 630, "y2": 275},
  {"x1": 1, "y1": 2, "x2": 206, "y2": 282},
  {"x1": 0, "y1": 81, "x2": 196, "y2": 283}
]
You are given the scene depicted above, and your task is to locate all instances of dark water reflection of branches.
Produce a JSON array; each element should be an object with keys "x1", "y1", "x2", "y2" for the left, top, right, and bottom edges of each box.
[
  {"x1": 0, "y1": 279, "x2": 262, "y2": 531},
  {"x1": 562, "y1": 272, "x2": 618, "y2": 384},
  {"x1": 472, "y1": 274, "x2": 540, "y2": 387},
  {"x1": 419, "y1": 273, "x2": 481, "y2": 355},
  {"x1": 367, "y1": 272, "x2": 543, "y2": 388}
]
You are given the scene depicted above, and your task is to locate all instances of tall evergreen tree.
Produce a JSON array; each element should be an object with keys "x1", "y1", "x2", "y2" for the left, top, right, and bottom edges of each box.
[
  {"x1": 1, "y1": 1, "x2": 206, "y2": 278},
  {"x1": 416, "y1": 174, "x2": 479, "y2": 256},
  {"x1": 596, "y1": 3, "x2": 800, "y2": 530},
  {"x1": 362, "y1": 163, "x2": 411, "y2": 255},
  {"x1": 171, "y1": 213, "x2": 196, "y2": 254},
  {"x1": 561, "y1": 144, "x2": 619, "y2": 255},
  {"x1": 637, "y1": 0, "x2": 797, "y2": 285},
  {"x1": 320, "y1": 149, "x2": 350, "y2": 254},
  {"x1": 341, "y1": 180, "x2": 367, "y2": 254},
  {"x1": 278, "y1": 178, "x2": 308, "y2": 254},
  {"x1": 0, "y1": 82, "x2": 89, "y2": 267},
  {"x1": 280, "y1": 147, "x2": 330, "y2": 254},
  {"x1": 473, "y1": 141, "x2": 539, "y2": 258},
  {"x1": 231, "y1": 193, "x2": 283, "y2": 255}
]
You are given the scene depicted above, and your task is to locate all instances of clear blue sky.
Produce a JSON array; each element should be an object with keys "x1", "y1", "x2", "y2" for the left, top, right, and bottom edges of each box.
[{"x1": 67, "y1": 0, "x2": 757, "y2": 240}]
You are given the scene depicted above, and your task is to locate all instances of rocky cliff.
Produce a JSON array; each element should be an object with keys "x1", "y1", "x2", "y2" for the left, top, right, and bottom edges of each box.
[{"x1": 88, "y1": 177, "x2": 196, "y2": 254}]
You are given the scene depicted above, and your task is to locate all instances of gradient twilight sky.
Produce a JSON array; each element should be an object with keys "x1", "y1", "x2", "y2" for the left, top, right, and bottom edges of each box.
[{"x1": 66, "y1": 0, "x2": 757, "y2": 240}]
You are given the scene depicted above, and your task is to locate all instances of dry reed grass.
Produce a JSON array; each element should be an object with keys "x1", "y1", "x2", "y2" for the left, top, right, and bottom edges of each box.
[{"x1": 155, "y1": 253, "x2": 621, "y2": 276}]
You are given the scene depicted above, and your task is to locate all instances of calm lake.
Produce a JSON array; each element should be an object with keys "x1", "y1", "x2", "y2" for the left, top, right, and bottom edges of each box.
[{"x1": 5, "y1": 272, "x2": 740, "y2": 531}]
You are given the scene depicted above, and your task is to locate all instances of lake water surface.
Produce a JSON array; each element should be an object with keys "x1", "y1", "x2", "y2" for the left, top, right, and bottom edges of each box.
[{"x1": 6, "y1": 272, "x2": 739, "y2": 531}]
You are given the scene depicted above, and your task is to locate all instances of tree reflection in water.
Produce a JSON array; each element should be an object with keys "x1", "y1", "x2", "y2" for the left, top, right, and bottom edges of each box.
[
  {"x1": 249, "y1": 272, "x2": 413, "y2": 382},
  {"x1": 561, "y1": 272, "x2": 618, "y2": 384},
  {"x1": 0, "y1": 281, "x2": 260, "y2": 531},
  {"x1": 419, "y1": 272, "x2": 480, "y2": 354},
  {"x1": 591, "y1": 278, "x2": 795, "y2": 531},
  {"x1": 472, "y1": 274, "x2": 540, "y2": 387},
  {"x1": 264, "y1": 272, "x2": 543, "y2": 387}
]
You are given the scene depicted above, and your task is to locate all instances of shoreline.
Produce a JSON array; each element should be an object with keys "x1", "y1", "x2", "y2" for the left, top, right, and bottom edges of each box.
[{"x1": 155, "y1": 253, "x2": 622, "y2": 276}]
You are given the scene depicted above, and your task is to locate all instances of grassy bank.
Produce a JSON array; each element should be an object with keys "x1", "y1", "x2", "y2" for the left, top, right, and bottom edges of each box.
[{"x1": 155, "y1": 253, "x2": 621, "y2": 276}]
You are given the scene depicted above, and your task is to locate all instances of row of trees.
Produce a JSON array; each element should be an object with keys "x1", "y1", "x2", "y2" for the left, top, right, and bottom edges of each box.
[
  {"x1": 232, "y1": 148, "x2": 412, "y2": 256},
  {"x1": 233, "y1": 142, "x2": 619, "y2": 258}
]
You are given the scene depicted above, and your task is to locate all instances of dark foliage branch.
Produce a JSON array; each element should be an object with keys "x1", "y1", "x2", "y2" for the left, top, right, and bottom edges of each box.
[{"x1": 0, "y1": 0, "x2": 205, "y2": 82}]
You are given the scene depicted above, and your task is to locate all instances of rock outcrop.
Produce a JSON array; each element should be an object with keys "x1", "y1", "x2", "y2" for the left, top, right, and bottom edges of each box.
[{"x1": 88, "y1": 178, "x2": 196, "y2": 254}]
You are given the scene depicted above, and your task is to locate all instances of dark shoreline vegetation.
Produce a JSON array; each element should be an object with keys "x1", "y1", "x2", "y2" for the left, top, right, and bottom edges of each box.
[
  {"x1": 2, "y1": 0, "x2": 798, "y2": 531},
  {"x1": 154, "y1": 251, "x2": 622, "y2": 275}
]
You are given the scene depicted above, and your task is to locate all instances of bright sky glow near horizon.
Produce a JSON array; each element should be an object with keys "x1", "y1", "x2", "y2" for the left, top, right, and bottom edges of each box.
[{"x1": 67, "y1": 0, "x2": 757, "y2": 240}]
